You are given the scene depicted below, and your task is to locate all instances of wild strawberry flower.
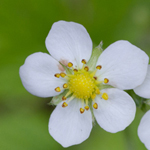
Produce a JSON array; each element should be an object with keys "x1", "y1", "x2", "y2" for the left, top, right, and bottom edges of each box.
[
  {"x1": 19, "y1": 21, "x2": 149, "y2": 147},
  {"x1": 134, "y1": 65, "x2": 150, "y2": 149}
]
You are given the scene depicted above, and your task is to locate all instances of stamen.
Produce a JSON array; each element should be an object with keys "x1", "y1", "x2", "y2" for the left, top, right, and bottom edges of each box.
[
  {"x1": 65, "y1": 91, "x2": 72, "y2": 98},
  {"x1": 95, "y1": 80, "x2": 103, "y2": 85},
  {"x1": 80, "y1": 108, "x2": 85, "y2": 114},
  {"x1": 93, "y1": 103, "x2": 98, "y2": 109},
  {"x1": 90, "y1": 69, "x2": 97, "y2": 77},
  {"x1": 81, "y1": 60, "x2": 86, "y2": 70},
  {"x1": 55, "y1": 87, "x2": 61, "y2": 92},
  {"x1": 62, "y1": 102, "x2": 68, "y2": 107},
  {"x1": 96, "y1": 65, "x2": 102, "y2": 70},
  {"x1": 96, "y1": 88, "x2": 100, "y2": 94},
  {"x1": 102, "y1": 93, "x2": 109, "y2": 100},
  {"x1": 81, "y1": 99, "x2": 84, "y2": 108},
  {"x1": 104, "y1": 78, "x2": 109, "y2": 83},
  {"x1": 68, "y1": 62, "x2": 73, "y2": 67},
  {"x1": 85, "y1": 99, "x2": 88, "y2": 106},
  {"x1": 85, "y1": 106, "x2": 89, "y2": 110},
  {"x1": 63, "y1": 83, "x2": 68, "y2": 88},
  {"x1": 67, "y1": 95, "x2": 75, "y2": 104},
  {"x1": 62, "y1": 96, "x2": 66, "y2": 100},
  {"x1": 93, "y1": 76, "x2": 97, "y2": 80},
  {"x1": 60, "y1": 72, "x2": 66, "y2": 77},
  {"x1": 54, "y1": 73, "x2": 60, "y2": 78},
  {"x1": 84, "y1": 66, "x2": 89, "y2": 71},
  {"x1": 81, "y1": 59, "x2": 86, "y2": 64},
  {"x1": 73, "y1": 69, "x2": 78, "y2": 72},
  {"x1": 84, "y1": 99, "x2": 89, "y2": 110}
]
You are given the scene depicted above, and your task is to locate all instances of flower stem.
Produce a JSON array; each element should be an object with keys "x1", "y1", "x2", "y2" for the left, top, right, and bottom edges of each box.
[{"x1": 123, "y1": 127, "x2": 135, "y2": 150}]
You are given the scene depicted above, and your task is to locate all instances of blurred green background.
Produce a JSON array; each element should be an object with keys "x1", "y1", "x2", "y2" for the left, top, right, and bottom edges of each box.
[{"x1": 0, "y1": 0, "x2": 150, "y2": 149}]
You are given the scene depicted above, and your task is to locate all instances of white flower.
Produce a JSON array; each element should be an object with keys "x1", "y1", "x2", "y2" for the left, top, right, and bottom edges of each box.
[
  {"x1": 134, "y1": 65, "x2": 150, "y2": 149},
  {"x1": 138, "y1": 110, "x2": 150, "y2": 150},
  {"x1": 19, "y1": 21, "x2": 149, "y2": 147}
]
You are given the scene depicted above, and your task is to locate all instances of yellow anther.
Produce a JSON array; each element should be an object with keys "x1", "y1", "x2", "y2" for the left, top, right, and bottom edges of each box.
[
  {"x1": 68, "y1": 62, "x2": 73, "y2": 67},
  {"x1": 85, "y1": 106, "x2": 89, "y2": 110},
  {"x1": 96, "y1": 88, "x2": 100, "y2": 94},
  {"x1": 84, "y1": 66, "x2": 89, "y2": 71},
  {"x1": 93, "y1": 103, "x2": 98, "y2": 109},
  {"x1": 96, "y1": 65, "x2": 102, "y2": 70},
  {"x1": 102, "y1": 93, "x2": 109, "y2": 100},
  {"x1": 54, "y1": 73, "x2": 60, "y2": 78},
  {"x1": 55, "y1": 87, "x2": 61, "y2": 92},
  {"x1": 104, "y1": 78, "x2": 109, "y2": 84},
  {"x1": 91, "y1": 94, "x2": 96, "y2": 100},
  {"x1": 73, "y1": 69, "x2": 78, "y2": 72},
  {"x1": 81, "y1": 59, "x2": 86, "y2": 64},
  {"x1": 63, "y1": 83, "x2": 68, "y2": 88},
  {"x1": 93, "y1": 76, "x2": 97, "y2": 80},
  {"x1": 62, "y1": 102, "x2": 68, "y2": 107},
  {"x1": 80, "y1": 108, "x2": 85, "y2": 114},
  {"x1": 60, "y1": 72, "x2": 66, "y2": 77},
  {"x1": 62, "y1": 96, "x2": 66, "y2": 101}
]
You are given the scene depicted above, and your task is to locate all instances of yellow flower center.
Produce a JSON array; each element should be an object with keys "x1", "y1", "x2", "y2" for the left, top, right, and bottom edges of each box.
[
  {"x1": 54, "y1": 59, "x2": 109, "y2": 114},
  {"x1": 68, "y1": 72, "x2": 95, "y2": 100}
]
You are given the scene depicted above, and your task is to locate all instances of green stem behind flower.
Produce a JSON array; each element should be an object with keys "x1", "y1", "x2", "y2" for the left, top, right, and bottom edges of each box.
[
  {"x1": 126, "y1": 90, "x2": 147, "y2": 112},
  {"x1": 123, "y1": 127, "x2": 135, "y2": 150}
]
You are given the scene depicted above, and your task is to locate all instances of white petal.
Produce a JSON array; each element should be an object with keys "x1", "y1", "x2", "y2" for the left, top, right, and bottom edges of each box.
[
  {"x1": 138, "y1": 110, "x2": 150, "y2": 150},
  {"x1": 49, "y1": 99, "x2": 92, "y2": 147},
  {"x1": 19, "y1": 52, "x2": 65, "y2": 97},
  {"x1": 93, "y1": 88, "x2": 136, "y2": 133},
  {"x1": 134, "y1": 65, "x2": 150, "y2": 98},
  {"x1": 45, "y1": 21, "x2": 92, "y2": 68},
  {"x1": 96, "y1": 40, "x2": 149, "y2": 90}
]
